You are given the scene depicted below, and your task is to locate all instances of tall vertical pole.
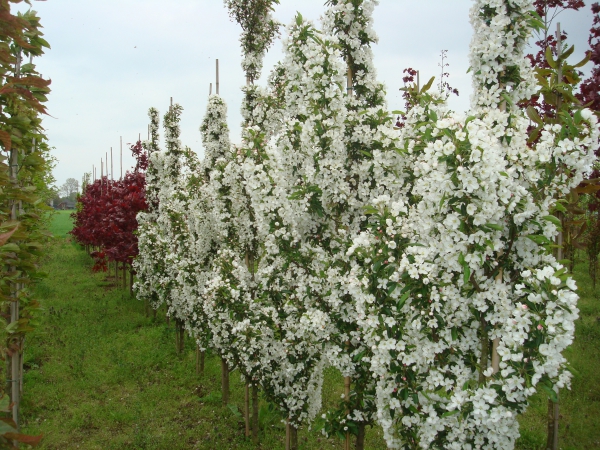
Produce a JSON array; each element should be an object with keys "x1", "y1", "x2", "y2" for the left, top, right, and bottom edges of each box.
[
  {"x1": 216, "y1": 59, "x2": 220, "y2": 95},
  {"x1": 120, "y1": 136, "x2": 123, "y2": 180},
  {"x1": 209, "y1": 83, "x2": 212, "y2": 96}
]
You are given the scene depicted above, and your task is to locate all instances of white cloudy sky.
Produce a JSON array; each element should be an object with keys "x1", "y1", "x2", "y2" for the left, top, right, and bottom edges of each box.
[{"x1": 15, "y1": 1, "x2": 596, "y2": 188}]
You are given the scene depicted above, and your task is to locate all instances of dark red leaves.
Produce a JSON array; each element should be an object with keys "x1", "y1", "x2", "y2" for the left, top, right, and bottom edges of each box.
[{"x1": 70, "y1": 141, "x2": 148, "y2": 269}]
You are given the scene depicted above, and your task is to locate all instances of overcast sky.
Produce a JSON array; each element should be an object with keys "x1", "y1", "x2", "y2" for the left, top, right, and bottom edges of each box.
[{"x1": 15, "y1": 1, "x2": 596, "y2": 189}]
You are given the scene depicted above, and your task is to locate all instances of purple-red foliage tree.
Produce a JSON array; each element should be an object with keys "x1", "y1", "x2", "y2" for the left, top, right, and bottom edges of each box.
[{"x1": 71, "y1": 140, "x2": 148, "y2": 272}]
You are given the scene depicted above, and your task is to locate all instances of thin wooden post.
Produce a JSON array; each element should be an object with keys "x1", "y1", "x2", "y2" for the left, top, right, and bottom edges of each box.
[
  {"x1": 252, "y1": 384, "x2": 259, "y2": 442},
  {"x1": 345, "y1": 376, "x2": 351, "y2": 450},
  {"x1": 245, "y1": 383, "x2": 250, "y2": 437},
  {"x1": 120, "y1": 136, "x2": 123, "y2": 180},
  {"x1": 216, "y1": 59, "x2": 219, "y2": 95},
  {"x1": 209, "y1": 83, "x2": 212, "y2": 96},
  {"x1": 285, "y1": 420, "x2": 290, "y2": 450}
]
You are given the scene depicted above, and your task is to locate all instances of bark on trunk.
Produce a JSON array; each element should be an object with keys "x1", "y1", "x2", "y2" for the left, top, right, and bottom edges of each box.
[
  {"x1": 356, "y1": 422, "x2": 366, "y2": 450},
  {"x1": 221, "y1": 358, "x2": 229, "y2": 406},
  {"x1": 252, "y1": 384, "x2": 259, "y2": 442}
]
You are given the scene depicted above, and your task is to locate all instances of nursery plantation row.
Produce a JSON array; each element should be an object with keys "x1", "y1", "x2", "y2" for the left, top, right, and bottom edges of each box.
[{"x1": 13, "y1": 212, "x2": 600, "y2": 449}]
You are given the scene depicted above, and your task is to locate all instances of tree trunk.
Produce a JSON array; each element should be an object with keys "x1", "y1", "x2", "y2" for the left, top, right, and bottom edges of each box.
[
  {"x1": 252, "y1": 384, "x2": 259, "y2": 442},
  {"x1": 546, "y1": 396, "x2": 559, "y2": 450},
  {"x1": 245, "y1": 383, "x2": 250, "y2": 437},
  {"x1": 175, "y1": 319, "x2": 184, "y2": 354},
  {"x1": 129, "y1": 268, "x2": 134, "y2": 297},
  {"x1": 289, "y1": 423, "x2": 298, "y2": 450},
  {"x1": 356, "y1": 422, "x2": 366, "y2": 450},
  {"x1": 221, "y1": 358, "x2": 229, "y2": 406}
]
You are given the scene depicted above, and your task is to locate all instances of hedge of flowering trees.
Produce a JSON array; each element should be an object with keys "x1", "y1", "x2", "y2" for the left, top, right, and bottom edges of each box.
[
  {"x1": 132, "y1": 0, "x2": 599, "y2": 449},
  {"x1": 71, "y1": 141, "x2": 148, "y2": 283}
]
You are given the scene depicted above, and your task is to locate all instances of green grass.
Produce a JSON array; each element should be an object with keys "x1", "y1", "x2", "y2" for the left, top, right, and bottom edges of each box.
[
  {"x1": 21, "y1": 220, "x2": 387, "y2": 449},
  {"x1": 49, "y1": 210, "x2": 74, "y2": 238},
  {"x1": 18, "y1": 216, "x2": 600, "y2": 449}
]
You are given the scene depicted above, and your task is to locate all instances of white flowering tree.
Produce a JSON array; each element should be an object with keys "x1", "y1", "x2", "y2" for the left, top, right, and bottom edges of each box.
[
  {"x1": 134, "y1": 108, "x2": 165, "y2": 314},
  {"x1": 132, "y1": 1, "x2": 598, "y2": 449},
  {"x1": 346, "y1": 0, "x2": 599, "y2": 448}
]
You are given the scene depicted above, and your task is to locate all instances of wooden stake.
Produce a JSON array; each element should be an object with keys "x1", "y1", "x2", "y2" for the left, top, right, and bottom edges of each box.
[
  {"x1": 216, "y1": 59, "x2": 219, "y2": 95},
  {"x1": 209, "y1": 83, "x2": 212, "y2": 96},
  {"x1": 345, "y1": 376, "x2": 351, "y2": 450},
  {"x1": 252, "y1": 384, "x2": 259, "y2": 442},
  {"x1": 285, "y1": 420, "x2": 290, "y2": 450}
]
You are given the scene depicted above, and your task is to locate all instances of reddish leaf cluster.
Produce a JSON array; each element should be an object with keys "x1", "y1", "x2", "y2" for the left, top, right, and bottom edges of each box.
[
  {"x1": 70, "y1": 141, "x2": 148, "y2": 271},
  {"x1": 577, "y1": 3, "x2": 600, "y2": 207}
]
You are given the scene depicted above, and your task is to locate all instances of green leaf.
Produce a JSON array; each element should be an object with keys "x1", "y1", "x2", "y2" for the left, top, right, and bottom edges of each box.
[
  {"x1": 527, "y1": 234, "x2": 551, "y2": 245},
  {"x1": 363, "y1": 206, "x2": 378, "y2": 215},
  {"x1": 421, "y1": 76, "x2": 435, "y2": 93},
  {"x1": 1, "y1": 243, "x2": 19, "y2": 252},
  {"x1": 542, "y1": 215, "x2": 562, "y2": 228},
  {"x1": 545, "y1": 46, "x2": 557, "y2": 69},
  {"x1": 442, "y1": 410, "x2": 460, "y2": 418},
  {"x1": 391, "y1": 110, "x2": 405, "y2": 115},
  {"x1": 485, "y1": 223, "x2": 504, "y2": 231},
  {"x1": 451, "y1": 327, "x2": 458, "y2": 341},
  {"x1": 541, "y1": 384, "x2": 558, "y2": 403},
  {"x1": 526, "y1": 106, "x2": 543, "y2": 125},
  {"x1": 397, "y1": 291, "x2": 410, "y2": 309},
  {"x1": 295, "y1": 13, "x2": 303, "y2": 26},
  {"x1": 463, "y1": 265, "x2": 471, "y2": 285},
  {"x1": 552, "y1": 202, "x2": 567, "y2": 214}
]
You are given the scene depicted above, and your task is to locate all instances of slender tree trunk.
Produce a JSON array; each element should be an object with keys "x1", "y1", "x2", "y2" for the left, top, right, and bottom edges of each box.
[
  {"x1": 252, "y1": 384, "x2": 259, "y2": 442},
  {"x1": 129, "y1": 268, "x2": 134, "y2": 297},
  {"x1": 245, "y1": 383, "x2": 250, "y2": 437},
  {"x1": 221, "y1": 358, "x2": 229, "y2": 406},
  {"x1": 356, "y1": 422, "x2": 366, "y2": 450},
  {"x1": 289, "y1": 423, "x2": 298, "y2": 450}
]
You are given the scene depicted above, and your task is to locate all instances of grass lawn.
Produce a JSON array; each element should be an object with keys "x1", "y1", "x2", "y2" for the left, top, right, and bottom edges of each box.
[{"x1": 15, "y1": 210, "x2": 600, "y2": 449}]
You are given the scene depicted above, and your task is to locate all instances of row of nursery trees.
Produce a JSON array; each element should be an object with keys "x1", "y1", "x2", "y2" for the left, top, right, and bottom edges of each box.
[
  {"x1": 0, "y1": 0, "x2": 52, "y2": 447},
  {"x1": 71, "y1": 140, "x2": 148, "y2": 287},
  {"x1": 75, "y1": 0, "x2": 597, "y2": 449}
]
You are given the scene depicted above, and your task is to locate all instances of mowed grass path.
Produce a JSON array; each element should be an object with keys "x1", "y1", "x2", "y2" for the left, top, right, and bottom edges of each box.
[{"x1": 17, "y1": 210, "x2": 600, "y2": 449}]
